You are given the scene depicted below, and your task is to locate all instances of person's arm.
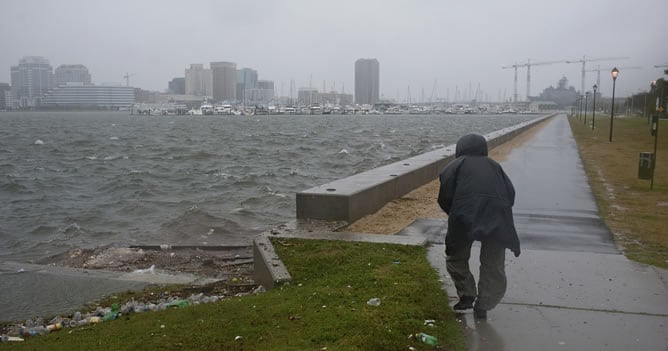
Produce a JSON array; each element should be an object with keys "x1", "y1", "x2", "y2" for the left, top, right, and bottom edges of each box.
[
  {"x1": 438, "y1": 158, "x2": 464, "y2": 213},
  {"x1": 500, "y1": 168, "x2": 515, "y2": 206}
]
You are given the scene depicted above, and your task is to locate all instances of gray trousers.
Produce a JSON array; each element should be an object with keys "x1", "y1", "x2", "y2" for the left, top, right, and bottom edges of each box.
[{"x1": 446, "y1": 239, "x2": 507, "y2": 311}]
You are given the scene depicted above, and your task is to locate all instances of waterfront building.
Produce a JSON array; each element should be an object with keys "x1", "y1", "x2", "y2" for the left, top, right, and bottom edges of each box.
[
  {"x1": 185, "y1": 64, "x2": 212, "y2": 97},
  {"x1": 0, "y1": 83, "x2": 10, "y2": 110},
  {"x1": 211, "y1": 61, "x2": 237, "y2": 102},
  {"x1": 354, "y1": 58, "x2": 379, "y2": 105},
  {"x1": 237, "y1": 68, "x2": 258, "y2": 101},
  {"x1": 320, "y1": 91, "x2": 353, "y2": 106},
  {"x1": 135, "y1": 88, "x2": 161, "y2": 103},
  {"x1": 41, "y1": 83, "x2": 135, "y2": 109},
  {"x1": 55, "y1": 64, "x2": 91, "y2": 86},
  {"x1": 245, "y1": 80, "x2": 274, "y2": 104},
  {"x1": 298, "y1": 88, "x2": 320, "y2": 105},
  {"x1": 10, "y1": 56, "x2": 54, "y2": 107},
  {"x1": 168, "y1": 77, "x2": 185, "y2": 94}
]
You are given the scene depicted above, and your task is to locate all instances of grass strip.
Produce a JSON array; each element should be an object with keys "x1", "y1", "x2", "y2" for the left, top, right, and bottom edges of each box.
[
  {"x1": 569, "y1": 115, "x2": 667, "y2": 268},
  {"x1": 3, "y1": 239, "x2": 465, "y2": 350}
]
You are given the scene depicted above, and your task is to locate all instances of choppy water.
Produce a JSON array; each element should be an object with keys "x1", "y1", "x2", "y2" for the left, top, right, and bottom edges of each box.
[{"x1": 0, "y1": 111, "x2": 538, "y2": 262}]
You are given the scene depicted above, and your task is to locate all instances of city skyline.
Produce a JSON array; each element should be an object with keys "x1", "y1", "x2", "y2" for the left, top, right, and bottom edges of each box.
[{"x1": 1, "y1": 0, "x2": 667, "y2": 101}]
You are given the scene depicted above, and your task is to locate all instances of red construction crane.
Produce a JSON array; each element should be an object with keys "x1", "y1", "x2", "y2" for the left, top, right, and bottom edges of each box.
[
  {"x1": 502, "y1": 59, "x2": 564, "y2": 102},
  {"x1": 565, "y1": 56, "x2": 629, "y2": 94}
]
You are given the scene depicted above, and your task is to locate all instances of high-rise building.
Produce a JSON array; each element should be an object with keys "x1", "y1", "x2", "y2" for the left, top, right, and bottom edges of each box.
[
  {"x1": 211, "y1": 61, "x2": 237, "y2": 102},
  {"x1": 55, "y1": 64, "x2": 92, "y2": 86},
  {"x1": 168, "y1": 77, "x2": 185, "y2": 94},
  {"x1": 0, "y1": 83, "x2": 10, "y2": 110},
  {"x1": 354, "y1": 58, "x2": 379, "y2": 105},
  {"x1": 10, "y1": 56, "x2": 54, "y2": 107},
  {"x1": 236, "y1": 68, "x2": 258, "y2": 101},
  {"x1": 185, "y1": 64, "x2": 212, "y2": 97}
]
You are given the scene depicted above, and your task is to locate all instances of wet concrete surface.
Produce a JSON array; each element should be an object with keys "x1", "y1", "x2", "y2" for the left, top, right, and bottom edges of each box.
[
  {"x1": 398, "y1": 212, "x2": 618, "y2": 254},
  {"x1": 413, "y1": 115, "x2": 668, "y2": 350}
]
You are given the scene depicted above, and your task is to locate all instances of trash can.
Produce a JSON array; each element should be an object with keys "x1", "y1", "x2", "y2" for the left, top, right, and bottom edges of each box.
[{"x1": 638, "y1": 152, "x2": 653, "y2": 180}]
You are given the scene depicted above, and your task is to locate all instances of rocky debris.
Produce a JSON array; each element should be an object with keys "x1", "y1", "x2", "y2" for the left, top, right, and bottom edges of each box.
[{"x1": 39, "y1": 245, "x2": 255, "y2": 281}]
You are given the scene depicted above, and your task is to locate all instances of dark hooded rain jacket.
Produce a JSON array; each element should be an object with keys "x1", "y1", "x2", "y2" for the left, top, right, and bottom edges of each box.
[{"x1": 438, "y1": 134, "x2": 521, "y2": 257}]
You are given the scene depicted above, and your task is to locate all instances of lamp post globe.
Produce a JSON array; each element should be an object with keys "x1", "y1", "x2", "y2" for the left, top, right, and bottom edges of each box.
[
  {"x1": 609, "y1": 68, "x2": 619, "y2": 142},
  {"x1": 592, "y1": 84, "x2": 598, "y2": 130}
]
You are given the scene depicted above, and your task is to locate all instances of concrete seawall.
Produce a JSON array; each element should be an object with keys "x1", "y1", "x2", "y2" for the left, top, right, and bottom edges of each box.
[
  {"x1": 295, "y1": 114, "x2": 555, "y2": 223},
  {"x1": 254, "y1": 114, "x2": 556, "y2": 289}
]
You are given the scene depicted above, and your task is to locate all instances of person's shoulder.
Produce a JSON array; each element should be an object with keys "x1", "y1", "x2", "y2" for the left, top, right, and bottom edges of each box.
[{"x1": 440, "y1": 156, "x2": 466, "y2": 174}]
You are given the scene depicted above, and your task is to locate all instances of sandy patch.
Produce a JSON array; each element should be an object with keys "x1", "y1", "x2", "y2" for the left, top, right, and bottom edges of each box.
[{"x1": 343, "y1": 118, "x2": 552, "y2": 234}]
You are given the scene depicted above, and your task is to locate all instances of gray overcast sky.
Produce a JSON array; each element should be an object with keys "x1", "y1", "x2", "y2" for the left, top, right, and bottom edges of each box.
[{"x1": 2, "y1": 0, "x2": 667, "y2": 101}]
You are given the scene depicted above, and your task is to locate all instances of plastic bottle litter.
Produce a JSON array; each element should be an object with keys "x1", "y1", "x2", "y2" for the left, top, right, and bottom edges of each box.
[
  {"x1": 366, "y1": 298, "x2": 381, "y2": 306},
  {"x1": 46, "y1": 322, "x2": 62, "y2": 332},
  {"x1": 416, "y1": 332, "x2": 438, "y2": 346},
  {"x1": 20, "y1": 326, "x2": 47, "y2": 337},
  {"x1": 0, "y1": 335, "x2": 24, "y2": 342},
  {"x1": 103, "y1": 303, "x2": 119, "y2": 321},
  {"x1": 166, "y1": 299, "x2": 191, "y2": 308}
]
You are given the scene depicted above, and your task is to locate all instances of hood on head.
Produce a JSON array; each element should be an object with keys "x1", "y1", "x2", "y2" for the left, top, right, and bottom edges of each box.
[{"x1": 455, "y1": 133, "x2": 488, "y2": 157}]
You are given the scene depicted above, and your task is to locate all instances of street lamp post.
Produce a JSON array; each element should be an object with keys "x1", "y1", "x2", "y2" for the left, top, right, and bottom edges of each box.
[
  {"x1": 609, "y1": 67, "x2": 619, "y2": 142},
  {"x1": 592, "y1": 84, "x2": 598, "y2": 130},
  {"x1": 644, "y1": 89, "x2": 649, "y2": 124},
  {"x1": 584, "y1": 92, "x2": 589, "y2": 125}
]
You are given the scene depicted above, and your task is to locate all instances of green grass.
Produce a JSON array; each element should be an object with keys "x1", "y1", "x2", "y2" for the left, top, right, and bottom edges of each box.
[
  {"x1": 2, "y1": 239, "x2": 465, "y2": 350},
  {"x1": 569, "y1": 115, "x2": 668, "y2": 268}
]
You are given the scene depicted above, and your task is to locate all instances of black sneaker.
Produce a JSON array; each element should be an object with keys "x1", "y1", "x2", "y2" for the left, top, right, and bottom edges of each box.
[
  {"x1": 453, "y1": 296, "x2": 475, "y2": 310},
  {"x1": 474, "y1": 307, "x2": 487, "y2": 320}
]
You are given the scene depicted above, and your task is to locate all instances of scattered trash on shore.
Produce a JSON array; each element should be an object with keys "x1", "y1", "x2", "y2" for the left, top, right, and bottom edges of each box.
[{"x1": 0, "y1": 288, "x2": 265, "y2": 341}]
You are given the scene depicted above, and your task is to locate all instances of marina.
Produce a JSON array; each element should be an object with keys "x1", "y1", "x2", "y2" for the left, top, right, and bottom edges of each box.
[{"x1": 131, "y1": 102, "x2": 539, "y2": 116}]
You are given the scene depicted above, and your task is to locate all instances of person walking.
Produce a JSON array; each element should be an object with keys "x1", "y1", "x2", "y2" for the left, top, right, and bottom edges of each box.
[{"x1": 437, "y1": 133, "x2": 520, "y2": 319}]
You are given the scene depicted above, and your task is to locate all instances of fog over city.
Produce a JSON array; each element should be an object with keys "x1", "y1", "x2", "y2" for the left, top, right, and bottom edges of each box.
[{"x1": 1, "y1": 0, "x2": 667, "y2": 101}]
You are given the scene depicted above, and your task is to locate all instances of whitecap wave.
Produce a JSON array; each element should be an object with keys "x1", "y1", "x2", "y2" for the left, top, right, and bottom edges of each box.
[
  {"x1": 338, "y1": 149, "x2": 349, "y2": 154},
  {"x1": 34, "y1": 140, "x2": 44, "y2": 145}
]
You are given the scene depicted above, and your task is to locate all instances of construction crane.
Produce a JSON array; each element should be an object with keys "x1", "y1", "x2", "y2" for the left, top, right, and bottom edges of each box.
[
  {"x1": 123, "y1": 72, "x2": 135, "y2": 87},
  {"x1": 502, "y1": 63, "x2": 521, "y2": 102},
  {"x1": 586, "y1": 65, "x2": 641, "y2": 91},
  {"x1": 502, "y1": 59, "x2": 563, "y2": 102},
  {"x1": 565, "y1": 56, "x2": 629, "y2": 94}
]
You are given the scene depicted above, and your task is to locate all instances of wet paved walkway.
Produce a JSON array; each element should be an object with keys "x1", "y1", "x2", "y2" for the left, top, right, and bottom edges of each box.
[{"x1": 399, "y1": 114, "x2": 668, "y2": 350}]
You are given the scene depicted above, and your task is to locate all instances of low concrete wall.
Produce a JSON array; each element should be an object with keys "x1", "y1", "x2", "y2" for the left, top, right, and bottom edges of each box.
[
  {"x1": 252, "y1": 235, "x2": 292, "y2": 289},
  {"x1": 296, "y1": 114, "x2": 554, "y2": 223}
]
